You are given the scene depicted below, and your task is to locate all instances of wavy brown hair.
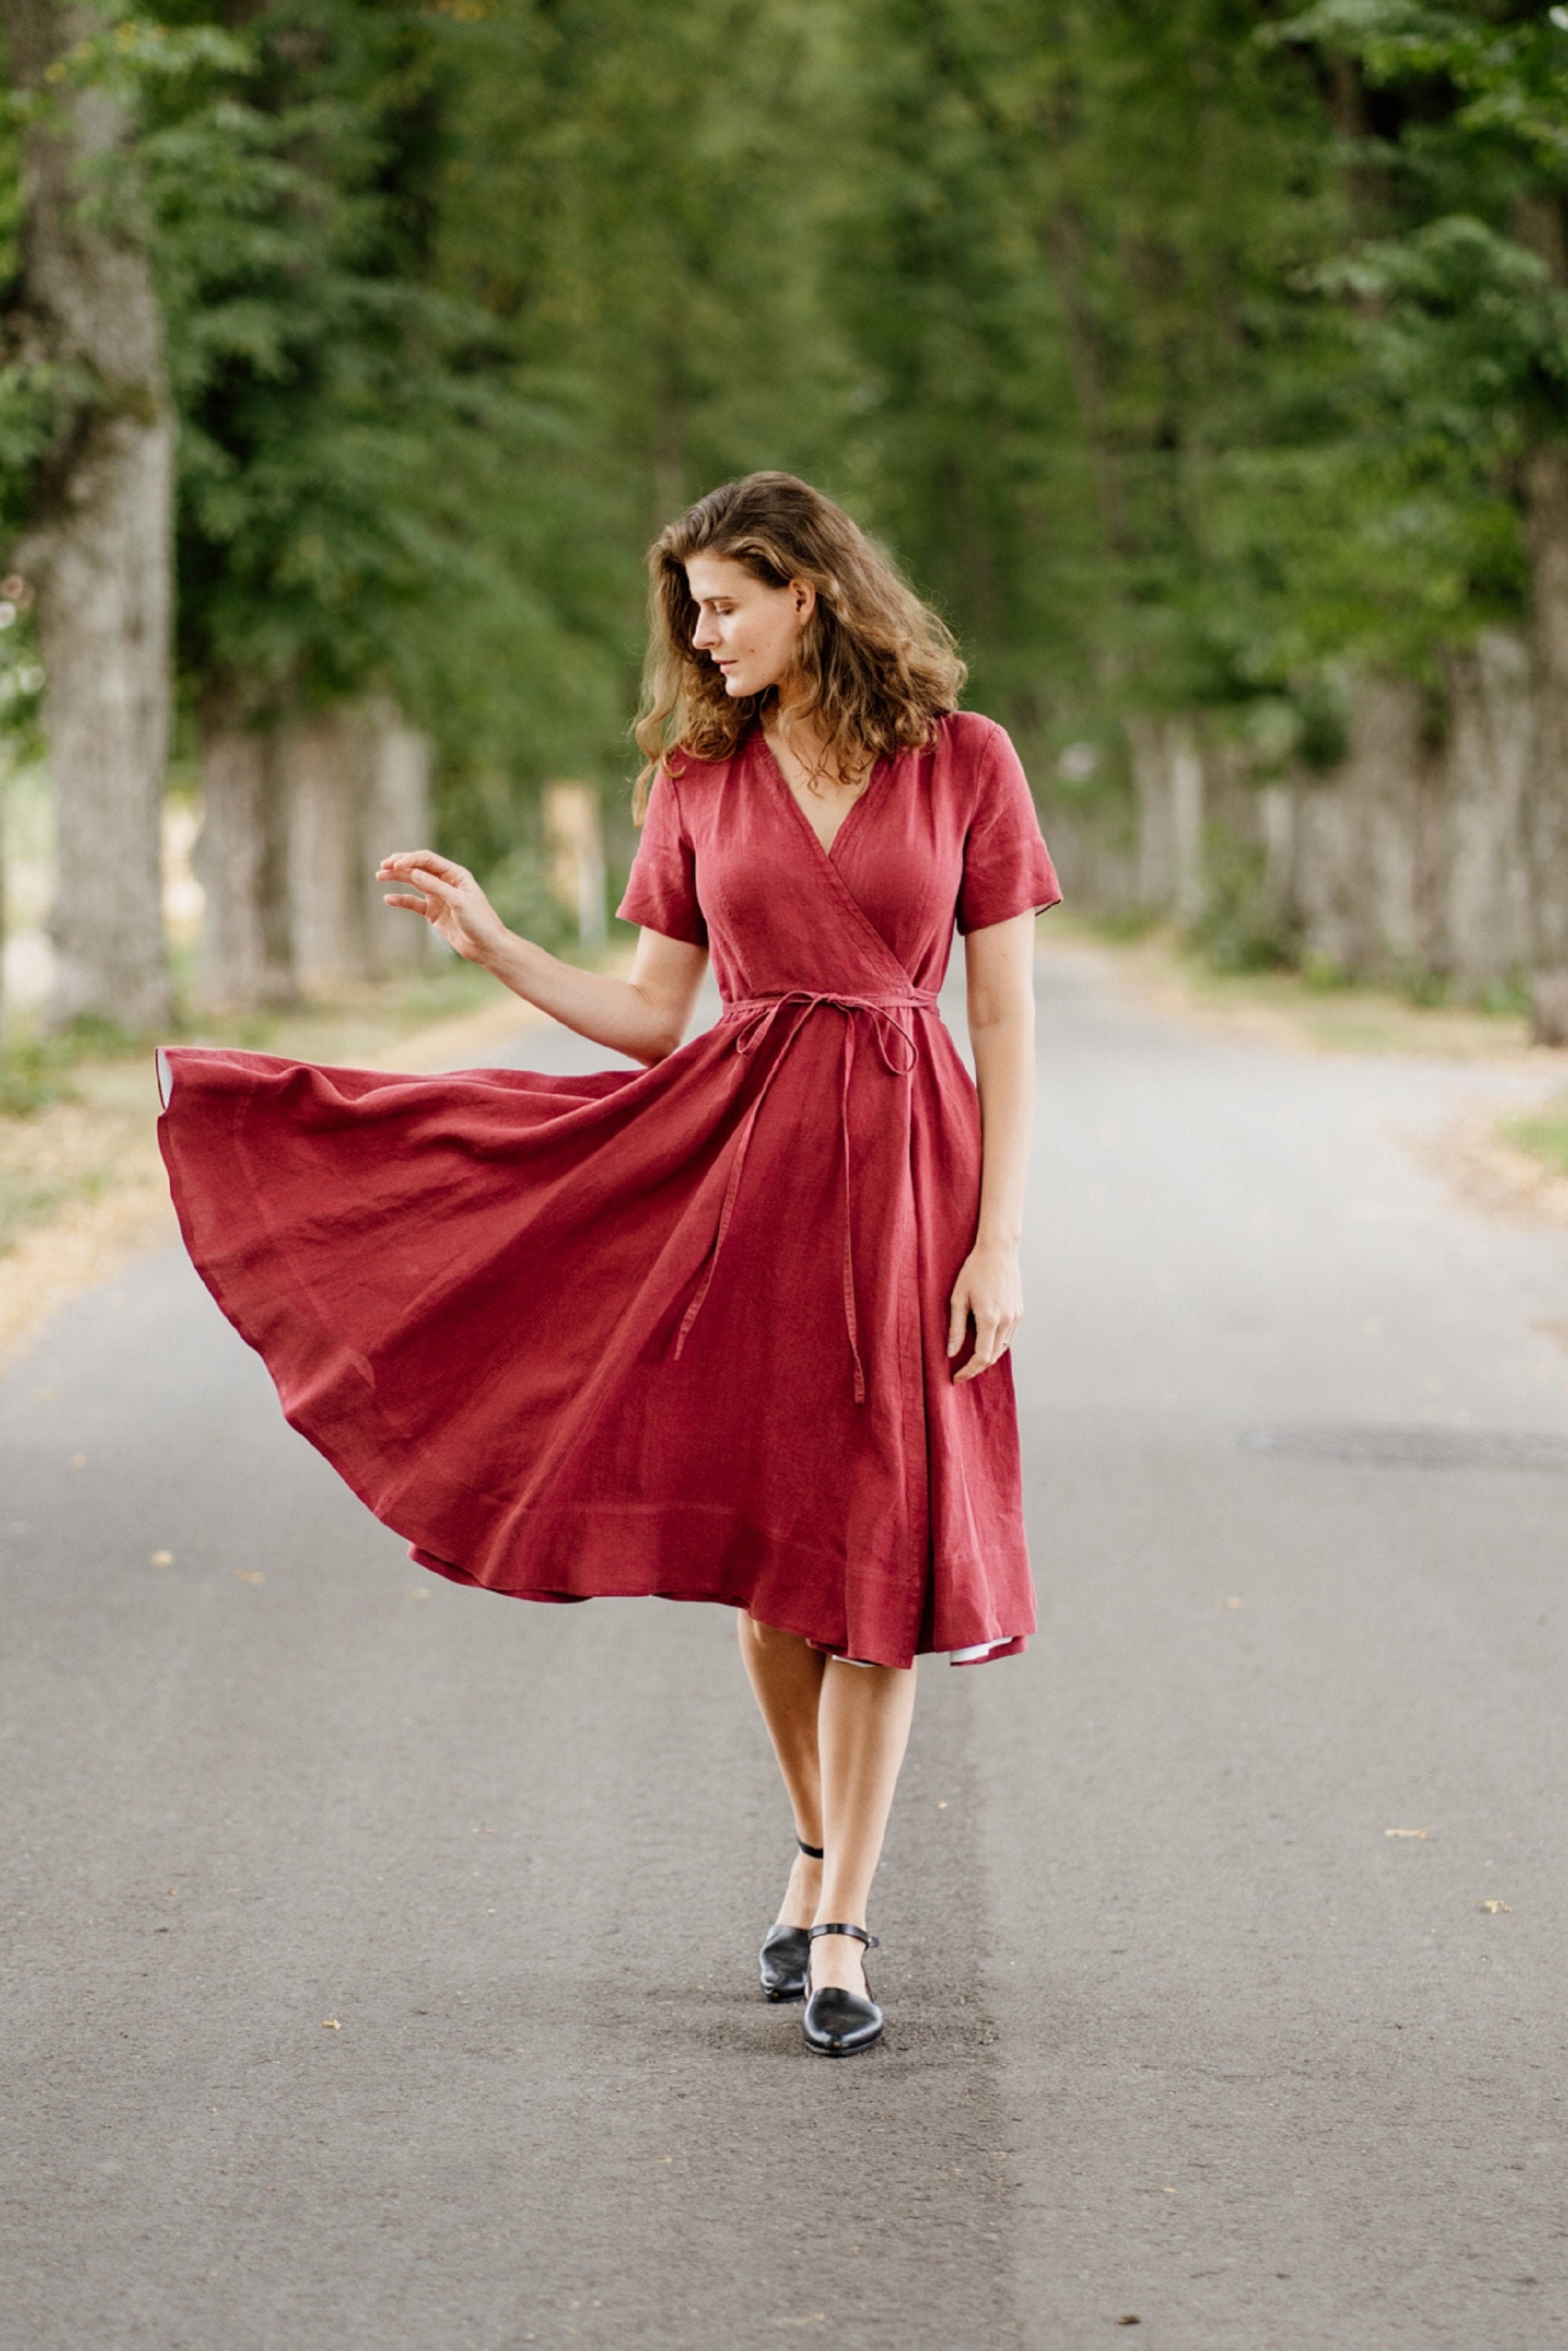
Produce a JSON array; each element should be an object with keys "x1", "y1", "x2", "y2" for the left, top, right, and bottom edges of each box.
[{"x1": 633, "y1": 472, "x2": 965, "y2": 818}]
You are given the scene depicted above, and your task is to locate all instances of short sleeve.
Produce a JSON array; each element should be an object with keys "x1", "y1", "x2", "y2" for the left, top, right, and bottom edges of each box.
[
  {"x1": 955, "y1": 726, "x2": 1063, "y2": 934},
  {"x1": 615, "y1": 771, "x2": 708, "y2": 948}
]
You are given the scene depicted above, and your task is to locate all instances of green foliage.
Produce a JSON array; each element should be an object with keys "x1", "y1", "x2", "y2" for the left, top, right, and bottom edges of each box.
[
  {"x1": 1, "y1": 0, "x2": 1565, "y2": 878},
  {"x1": 139, "y1": 3, "x2": 542, "y2": 747}
]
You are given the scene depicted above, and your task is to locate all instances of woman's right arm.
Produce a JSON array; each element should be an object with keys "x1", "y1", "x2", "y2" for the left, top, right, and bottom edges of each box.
[{"x1": 377, "y1": 850, "x2": 708, "y2": 1066}]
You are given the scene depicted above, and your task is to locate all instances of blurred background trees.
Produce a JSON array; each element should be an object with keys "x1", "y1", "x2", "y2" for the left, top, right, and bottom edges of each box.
[{"x1": 0, "y1": 0, "x2": 1564, "y2": 1029}]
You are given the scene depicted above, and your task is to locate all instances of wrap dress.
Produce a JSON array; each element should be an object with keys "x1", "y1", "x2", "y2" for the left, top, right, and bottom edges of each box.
[{"x1": 156, "y1": 710, "x2": 1061, "y2": 1670}]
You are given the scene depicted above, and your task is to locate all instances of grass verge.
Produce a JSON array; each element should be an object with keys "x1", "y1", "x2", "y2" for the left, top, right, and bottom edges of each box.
[
  {"x1": 0, "y1": 956, "x2": 562, "y2": 1368},
  {"x1": 1062, "y1": 912, "x2": 1537, "y2": 1061},
  {"x1": 1503, "y1": 1096, "x2": 1568, "y2": 1181}
]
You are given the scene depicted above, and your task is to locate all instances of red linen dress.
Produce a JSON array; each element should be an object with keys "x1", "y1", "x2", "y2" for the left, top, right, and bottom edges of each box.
[{"x1": 157, "y1": 712, "x2": 1060, "y2": 1670}]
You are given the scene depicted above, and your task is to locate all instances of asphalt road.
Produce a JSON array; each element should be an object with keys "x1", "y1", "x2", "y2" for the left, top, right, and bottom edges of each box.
[{"x1": 5, "y1": 941, "x2": 1568, "y2": 2351}]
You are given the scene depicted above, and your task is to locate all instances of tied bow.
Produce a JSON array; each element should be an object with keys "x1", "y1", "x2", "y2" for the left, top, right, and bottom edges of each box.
[{"x1": 671, "y1": 989, "x2": 935, "y2": 1402}]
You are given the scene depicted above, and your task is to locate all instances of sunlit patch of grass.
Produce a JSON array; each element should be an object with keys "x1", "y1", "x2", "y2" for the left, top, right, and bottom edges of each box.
[
  {"x1": 0, "y1": 957, "x2": 506, "y2": 1264},
  {"x1": 1051, "y1": 910, "x2": 1535, "y2": 1058},
  {"x1": 1505, "y1": 1097, "x2": 1568, "y2": 1180},
  {"x1": 1091, "y1": 907, "x2": 1161, "y2": 944},
  {"x1": 0, "y1": 1013, "x2": 147, "y2": 1116}
]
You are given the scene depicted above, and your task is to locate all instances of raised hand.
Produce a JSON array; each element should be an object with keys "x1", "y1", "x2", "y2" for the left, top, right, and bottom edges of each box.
[{"x1": 376, "y1": 851, "x2": 511, "y2": 967}]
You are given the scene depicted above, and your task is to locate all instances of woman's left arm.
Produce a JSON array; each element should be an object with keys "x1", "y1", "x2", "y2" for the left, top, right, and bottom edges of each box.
[{"x1": 948, "y1": 910, "x2": 1037, "y2": 1384}]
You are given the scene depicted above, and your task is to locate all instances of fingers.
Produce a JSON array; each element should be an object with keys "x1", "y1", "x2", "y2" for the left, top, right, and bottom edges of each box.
[
  {"x1": 952, "y1": 1308, "x2": 1022, "y2": 1384},
  {"x1": 376, "y1": 850, "x2": 468, "y2": 882},
  {"x1": 946, "y1": 1284, "x2": 969, "y2": 1360},
  {"x1": 401, "y1": 865, "x2": 461, "y2": 908}
]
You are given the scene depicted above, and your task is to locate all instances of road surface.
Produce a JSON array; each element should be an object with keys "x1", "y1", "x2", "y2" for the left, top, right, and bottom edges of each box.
[{"x1": 5, "y1": 940, "x2": 1567, "y2": 2349}]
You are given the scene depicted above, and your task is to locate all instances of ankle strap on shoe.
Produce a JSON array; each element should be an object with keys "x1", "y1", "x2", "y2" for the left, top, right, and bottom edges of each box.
[
  {"x1": 796, "y1": 1836, "x2": 825, "y2": 1859},
  {"x1": 808, "y1": 1921, "x2": 879, "y2": 1949}
]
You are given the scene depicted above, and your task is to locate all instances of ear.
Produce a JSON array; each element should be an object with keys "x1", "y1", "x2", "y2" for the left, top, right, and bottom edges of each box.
[{"x1": 789, "y1": 578, "x2": 818, "y2": 625}]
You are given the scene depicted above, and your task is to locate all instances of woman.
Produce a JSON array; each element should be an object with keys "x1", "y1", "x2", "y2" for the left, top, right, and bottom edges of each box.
[{"x1": 158, "y1": 471, "x2": 1060, "y2": 2058}]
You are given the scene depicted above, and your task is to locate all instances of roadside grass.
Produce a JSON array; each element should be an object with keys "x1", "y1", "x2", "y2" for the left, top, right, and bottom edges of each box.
[
  {"x1": 1504, "y1": 1096, "x2": 1568, "y2": 1181},
  {"x1": 0, "y1": 958, "x2": 498, "y2": 1261},
  {"x1": 1063, "y1": 910, "x2": 1537, "y2": 1061}
]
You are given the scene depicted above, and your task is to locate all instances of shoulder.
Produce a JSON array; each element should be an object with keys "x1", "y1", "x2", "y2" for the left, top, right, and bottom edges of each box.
[
  {"x1": 661, "y1": 739, "x2": 741, "y2": 818},
  {"x1": 934, "y1": 709, "x2": 1011, "y2": 774},
  {"x1": 931, "y1": 712, "x2": 1022, "y2": 815}
]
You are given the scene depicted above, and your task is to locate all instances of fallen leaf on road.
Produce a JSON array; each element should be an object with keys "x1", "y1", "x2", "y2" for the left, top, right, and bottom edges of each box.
[
  {"x1": 1221, "y1": 1596, "x2": 1244, "y2": 1609},
  {"x1": 69, "y1": 1453, "x2": 86, "y2": 1468},
  {"x1": 150, "y1": 1550, "x2": 174, "y2": 1566},
  {"x1": 321, "y1": 2017, "x2": 341, "y2": 2030},
  {"x1": 234, "y1": 1570, "x2": 266, "y2": 1584},
  {"x1": 34, "y1": 1384, "x2": 57, "y2": 1399},
  {"x1": 1479, "y1": 1899, "x2": 1512, "y2": 1914},
  {"x1": 1385, "y1": 1827, "x2": 1431, "y2": 1839},
  {"x1": 408, "y1": 1587, "x2": 431, "y2": 1601}
]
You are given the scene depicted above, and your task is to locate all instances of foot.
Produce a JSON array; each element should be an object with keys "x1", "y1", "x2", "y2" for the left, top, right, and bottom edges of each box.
[
  {"x1": 775, "y1": 1846, "x2": 822, "y2": 1931},
  {"x1": 802, "y1": 1925, "x2": 883, "y2": 2056},
  {"x1": 807, "y1": 1927, "x2": 869, "y2": 1997}
]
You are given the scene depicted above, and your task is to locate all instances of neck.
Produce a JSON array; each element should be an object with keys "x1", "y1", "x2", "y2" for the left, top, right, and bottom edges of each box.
[
  {"x1": 765, "y1": 683, "x2": 869, "y2": 790},
  {"x1": 769, "y1": 677, "x2": 813, "y2": 732}
]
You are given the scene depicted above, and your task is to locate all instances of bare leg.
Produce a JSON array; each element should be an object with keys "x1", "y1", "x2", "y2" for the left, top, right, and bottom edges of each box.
[
  {"x1": 736, "y1": 1614, "x2": 826, "y2": 1928},
  {"x1": 811, "y1": 1657, "x2": 917, "y2": 1994},
  {"x1": 737, "y1": 1614, "x2": 918, "y2": 1991}
]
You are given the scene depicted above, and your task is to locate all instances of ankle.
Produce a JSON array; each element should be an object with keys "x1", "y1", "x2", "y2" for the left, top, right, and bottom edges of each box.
[
  {"x1": 775, "y1": 1849, "x2": 822, "y2": 1929},
  {"x1": 808, "y1": 1927, "x2": 869, "y2": 1994}
]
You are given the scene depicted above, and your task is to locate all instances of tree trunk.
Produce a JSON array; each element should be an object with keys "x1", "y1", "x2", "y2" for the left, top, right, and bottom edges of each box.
[
  {"x1": 1291, "y1": 673, "x2": 1434, "y2": 981},
  {"x1": 1130, "y1": 716, "x2": 1205, "y2": 923},
  {"x1": 285, "y1": 700, "x2": 433, "y2": 992},
  {"x1": 1439, "y1": 629, "x2": 1533, "y2": 992},
  {"x1": 192, "y1": 717, "x2": 297, "y2": 1012},
  {"x1": 1523, "y1": 445, "x2": 1568, "y2": 1037},
  {"x1": 0, "y1": 0, "x2": 175, "y2": 1030},
  {"x1": 543, "y1": 781, "x2": 607, "y2": 950},
  {"x1": 0, "y1": 762, "x2": 7, "y2": 1040},
  {"x1": 362, "y1": 698, "x2": 433, "y2": 978},
  {"x1": 285, "y1": 707, "x2": 376, "y2": 992}
]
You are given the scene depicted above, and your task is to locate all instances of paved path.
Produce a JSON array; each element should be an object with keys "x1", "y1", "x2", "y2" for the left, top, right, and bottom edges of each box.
[{"x1": 4, "y1": 943, "x2": 1567, "y2": 2349}]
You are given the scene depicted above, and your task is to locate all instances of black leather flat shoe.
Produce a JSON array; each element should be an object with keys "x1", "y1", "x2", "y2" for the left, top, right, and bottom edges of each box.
[
  {"x1": 802, "y1": 1922, "x2": 883, "y2": 2057},
  {"x1": 757, "y1": 1836, "x2": 823, "y2": 2001},
  {"x1": 759, "y1": 1923, "x2": 811, "y2": 2001}
]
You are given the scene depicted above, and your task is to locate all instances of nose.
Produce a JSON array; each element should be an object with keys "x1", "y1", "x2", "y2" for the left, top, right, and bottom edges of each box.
[{"x1": 692, "y1": 611, "x2": 718, "y2": 651}]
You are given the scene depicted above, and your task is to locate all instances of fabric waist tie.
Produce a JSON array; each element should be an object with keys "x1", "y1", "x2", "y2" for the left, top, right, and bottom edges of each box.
[{"x1": 672, "y1": 989, "x2": 939, "y2": 1402}]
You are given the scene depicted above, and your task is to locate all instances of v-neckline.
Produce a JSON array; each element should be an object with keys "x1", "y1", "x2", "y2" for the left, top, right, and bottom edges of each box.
[{"x1": 757, "y1": 731, "x2": 886, "y2": 865}]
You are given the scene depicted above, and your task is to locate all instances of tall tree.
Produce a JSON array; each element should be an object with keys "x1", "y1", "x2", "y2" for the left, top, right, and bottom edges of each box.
[{"x1": 0, "y1": 0, "x2": 175, "y2": 1028}]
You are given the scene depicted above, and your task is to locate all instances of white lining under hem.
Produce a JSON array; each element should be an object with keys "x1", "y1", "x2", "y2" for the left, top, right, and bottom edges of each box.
[{"x1": 833, "y1": 1638, "x2": 1013, "y2": 1667}]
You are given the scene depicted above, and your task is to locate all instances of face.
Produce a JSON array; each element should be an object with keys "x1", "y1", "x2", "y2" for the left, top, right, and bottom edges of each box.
[{"x1": 685, "y1": 553, "x2": 815, "y2": 698}]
